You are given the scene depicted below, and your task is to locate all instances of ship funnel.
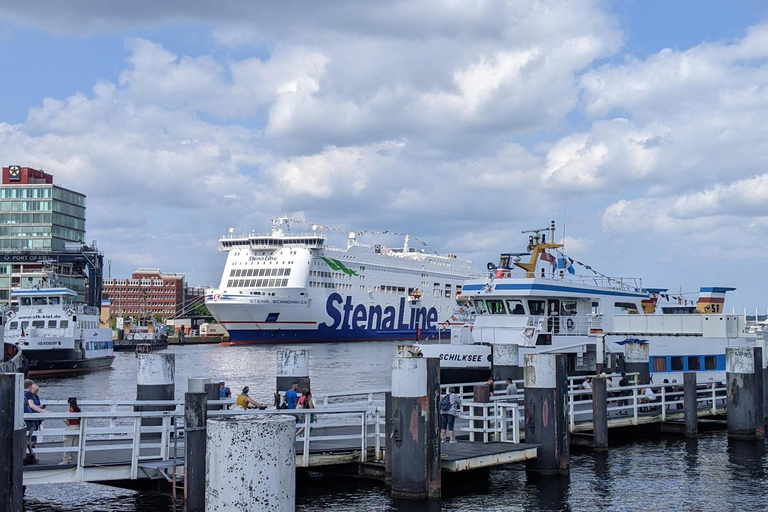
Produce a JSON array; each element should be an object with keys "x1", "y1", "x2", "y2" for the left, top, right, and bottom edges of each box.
[
  {"x1": 695, "y1": 287, "x2": 736, "y2": 314},
  {"x1": 641, "y1": 288, "x2": 668, "y2": 314}
]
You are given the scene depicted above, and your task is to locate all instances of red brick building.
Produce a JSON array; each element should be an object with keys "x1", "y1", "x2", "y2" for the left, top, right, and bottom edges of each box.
[{"x1": 102, "y1": 268, "x2": 185, "y2": 320}]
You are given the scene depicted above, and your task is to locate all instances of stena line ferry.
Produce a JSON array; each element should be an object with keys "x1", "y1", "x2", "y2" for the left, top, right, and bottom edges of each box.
[{"x1": 205, "y1": 216, "x2": 482, "y2": 344}]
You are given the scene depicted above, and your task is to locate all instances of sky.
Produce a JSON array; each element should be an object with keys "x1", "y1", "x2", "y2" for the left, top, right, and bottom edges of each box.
[{"x1": 1, "y1": 1, "x2": 768, "y2": 312}]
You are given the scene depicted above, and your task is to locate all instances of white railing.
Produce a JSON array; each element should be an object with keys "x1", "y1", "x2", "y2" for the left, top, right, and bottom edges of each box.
[{"x1": 456, "y1": 399, "x2": 521, "y2": 444}]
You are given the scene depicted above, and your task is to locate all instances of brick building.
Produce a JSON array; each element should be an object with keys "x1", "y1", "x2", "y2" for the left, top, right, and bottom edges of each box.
[{"x1": 102, "y1": 268, "x2": 185, "y2": 320}]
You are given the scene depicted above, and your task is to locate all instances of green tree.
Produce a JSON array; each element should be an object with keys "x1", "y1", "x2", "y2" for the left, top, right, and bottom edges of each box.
[{"x1": 190, "y1": 302, "x2": 212, "y2": 317}]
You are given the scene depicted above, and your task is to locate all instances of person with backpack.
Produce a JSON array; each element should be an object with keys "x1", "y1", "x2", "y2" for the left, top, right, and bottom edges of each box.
[
  {"x1": 439, "y1": 387, "x2": 461, "y2": 443},
  {"x1": 296, "y1": 389, "x2": 317, "y2": 437}
]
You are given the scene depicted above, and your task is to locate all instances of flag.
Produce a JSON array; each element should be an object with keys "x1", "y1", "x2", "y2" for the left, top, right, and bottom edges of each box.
[
  {"x1": 541, "y1": 251, "x2": 555, "y2": 263},
  {"x1": 567, "y1": 257, "x2": 575, "y2": 274}
]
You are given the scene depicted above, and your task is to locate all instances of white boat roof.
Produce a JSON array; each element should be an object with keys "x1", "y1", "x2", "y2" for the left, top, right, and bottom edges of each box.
[{"x1": 11, "y1": 287, "x2": 77, "y2": 297}]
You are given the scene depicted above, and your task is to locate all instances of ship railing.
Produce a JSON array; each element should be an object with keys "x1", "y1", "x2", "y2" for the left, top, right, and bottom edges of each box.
[{"x1": 486, "y1": 271, "x2": 643, "y2": 292}]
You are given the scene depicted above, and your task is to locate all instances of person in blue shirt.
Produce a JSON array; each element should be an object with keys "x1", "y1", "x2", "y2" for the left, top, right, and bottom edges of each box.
[
  {"x1": 219, "y1": 380, "x2": 231, "y2": 399},
  {"x1": 285, "y1": 382, "x2": 299, "y2": 409}
]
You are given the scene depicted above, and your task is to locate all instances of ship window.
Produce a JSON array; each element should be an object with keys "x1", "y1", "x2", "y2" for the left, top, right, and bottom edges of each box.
[
  {"x1": 227, "y1": 280, "x2": 233, "y2": 287},
  {"x1": 238, "y1": 279, "x2": 245, "y2": 287},
  {"x1": 20, "y1": 321, "x2": 29, "y2": 329},
  {"x1": 268, "y1": 279, "x2": 276, "y2": 287},
  {"x1": 670, "y1": 357, "x2": 684, "y2": 371},
  {"x1": 445, "y1": 284, "x2": 452, "y2": 298},
  {"x1": 8, "y1": 322, "x2": 16, "y2": 329},
  {"x1": 614, "y1": 302, "x2": 640, "y2": 314},
  {"x1": 281, "y1": 279, "x2": 288, "y2": 286},
  {"x1": 486, "y1": 300, "x2": 506, "y2": 314},
  {"x1": 653, "y1": 357, "x2": 667, "y2": 371},
  {"x1": 285, "y1": 269, "x2": 291, "y2": 276},
  {"x1": 528, "y1": 300, "x2": 545, "y2": 316},
  {"x1": 235, "y1": 269, "x2": 242, "y2": 277},
  {"x1": 688, "y1": 357, "x2": 701, "y2": 371},
  {"x1": 259, "y1": 269, "x2": 266, "y2": 276},
  {"x1": 456, "y1": 285, "x2": 463, "y2": 295},
  {"x1": 48, "y1": 320, "x2": 56, "y2": 328},
  {"x1": 474, "y1": 300, "x2": 488, "y2": 315},
  {"x1": 506, "y1": 299, "x2": 525, "y2": 315},
  {"x1": 705, "y1": 356, "x2": 717, "y2": 370},
  {"x1": 50, "y1": 297, "x2": 60, "y2": 305},
  {"x1": 21, "y1": 298, "x2": 31, "y2": 306},
  {"x1": 561, "y1": 300, "x2": 577, "y2": 316},
  {"x1": 247, "y1": 269, "x2": 254, "y2": 277},
  {"x1": 32, "y1": 320, "x2": 45, "y2": 328},
  {"x1": 230, "y1": 270, "x2": 236, "y2": 277}
]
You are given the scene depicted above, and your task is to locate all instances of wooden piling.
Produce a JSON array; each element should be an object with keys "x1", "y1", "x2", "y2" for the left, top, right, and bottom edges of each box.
[
  {"x1": 683, "y1": 372, "x2": 698, "y2": 438},
  {"x1": 592, "y1": 377, "x2": 608, "y2": 451},
  {"x1": 0, "y1": 373, "x2": 24, "y2": 512}
]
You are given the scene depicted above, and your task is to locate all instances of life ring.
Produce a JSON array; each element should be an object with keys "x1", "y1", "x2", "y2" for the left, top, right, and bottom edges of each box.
[
  {"x1": 566, "y1": 318, "x2": 574, "y2": 331},
  {"x1": 523, "y1": 327, "x2": 536, "y2": 339}
]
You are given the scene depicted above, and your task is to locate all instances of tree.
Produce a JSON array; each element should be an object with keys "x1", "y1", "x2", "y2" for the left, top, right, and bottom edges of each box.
[{"x1": 190, "y1": 302, "x2": 212, "y2": 317}]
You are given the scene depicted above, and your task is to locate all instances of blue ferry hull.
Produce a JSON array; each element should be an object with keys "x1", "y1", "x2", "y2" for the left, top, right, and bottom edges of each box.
[{"x1": 226, "y1": 328, "x2": 451, "y2": 345}]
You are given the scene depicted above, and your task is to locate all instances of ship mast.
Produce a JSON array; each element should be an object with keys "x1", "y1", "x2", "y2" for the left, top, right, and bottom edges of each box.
[{"x1": 514, "y1": 220, "x2": 564, "y2": 278}]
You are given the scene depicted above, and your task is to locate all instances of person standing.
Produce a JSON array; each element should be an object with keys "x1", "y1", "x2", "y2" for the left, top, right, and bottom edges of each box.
[
  {"x1": 487, "y1": 377, "x2": 496, "y2": 397},
  {"x1": 219, "y1": 380, "x2": 231, "y2": 399},
  {"x1": 24, "y1": 380, "x2": 50, "y2": 463},
  {"x1": 286, "y1": 382, "x2": 299, "y2": 409},
  {"x1": 505, "y1": 378, "x2": 518, "y2": 397},
  {"x1": 296, "y1": 389, "x2": 316, "y2": 437},
  {"x1": 61, "y1": 397, "x2": 81, "y2": 465},
  {"x1": 440, "y1": 387, "x2": 462, "y2": 443},
  {"x1": 618, "y1": 372, "x2": 631, "y2": 408}
]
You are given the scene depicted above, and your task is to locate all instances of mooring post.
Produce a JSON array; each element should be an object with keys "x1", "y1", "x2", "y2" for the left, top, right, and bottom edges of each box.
[
  {"x1": 204, "y1": 382, "x2": 221, "y2": 411},
  {"x1": 726, "y1": 347, "x2": 757, "y2": 440},
  {"x1": 683, "y1": 372, "x2": 698, "y2": 438},
  {"x1": 592, "y1": 376, "x2": 608, "y2": 451},
  {"x1": 135, "y1": 353, "x2": 176, "y2": 438},
  {"x1": 623, "y1": 341, "x2": 650, "y2": 386},
  {"x1": 389, "y1": 345, "x2": 441, "y2": 500},
  {"x1": 758, "y1": 334, "x2": 768, "y2": 428},
  {"x1": 0, "y1": 373, "x2": 24, "y2": 512},
  {"x1": 525, "y1": 353, "x2": 570, "y2": 475},
  {"x1": 493, "y1": 343, "x2": 521, "y2": 381},
  {"x1": 384, "y1": 391, "x2": 393, "y2": 486},
  {"x1": 472, "y1": 384, "x2": 491, "y2": 442},
  {"x1": 754, "y1": 347, "x2": 764, "y2": 440},
  {"x1": 206, "y1": 416, "x2": 296, "y2": 511},
  {"x1": 185, "y1": 391, "x2": 207, "y2": 512},
  {"x1": 275, "y1": 350, "x2": 310, "y2": 408}
]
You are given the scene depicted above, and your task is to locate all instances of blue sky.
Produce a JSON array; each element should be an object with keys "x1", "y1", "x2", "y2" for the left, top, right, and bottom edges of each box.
[{"x1": 1, "y1": 1, "x2": 768, "y2": 312}]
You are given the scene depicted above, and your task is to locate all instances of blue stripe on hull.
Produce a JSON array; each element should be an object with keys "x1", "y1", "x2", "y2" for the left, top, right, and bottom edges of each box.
[{"x1": 227, "y1": 328, "x2": 451, "y2": 345}]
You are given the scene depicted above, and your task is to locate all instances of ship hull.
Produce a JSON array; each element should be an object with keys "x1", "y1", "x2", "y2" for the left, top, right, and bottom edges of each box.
[
  {"x1": 24, "y1": 348, "x2": 115, "y2": 376},
  {"x1": 223, "y1": 327, "x2": 451, "y2": 345}
]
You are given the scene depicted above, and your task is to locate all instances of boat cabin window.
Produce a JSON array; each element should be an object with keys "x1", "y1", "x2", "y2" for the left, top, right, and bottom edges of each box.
[
  {"x1": 32, "y1": 320, "x2": 44, "y2": 328},
  {"x1": 486, "y1": 299, "x2": 506, "y2": 315},
  {"x1": 20, "y1": 298, "x2": 31, "y2": 306},
  {"x1": 705, "y1": 356, "x2": 717, "y2": 370},
  {"x1": 561, "y1": 300, "x2": 577, "y2": 316},
  {"x1": 474, "y1": 300, "x2": 488, "y2": 315},
  {"x1": 50, "y1": 297, "x2": 60, "y2": 305},
  {"x1": 688, "y1": 357, "x2": 701, "y2": 371},
  {"x1": 47, "y1": 320, "x2": 56, "y2": 328},
  {"x1": 506, "y1": 299, "x2": 525, "y2": 315},
  {"x1": 445, "y1": 284, "x2": 451, "y2": 298},
  {"x1": 60, "y1": 320, "x2": 69, "y2": 328},
  {"x1": 20, "y1": 321, "x2": 28, "y2": 329},
  {"x1": 670, "y1": 357, "x2": 684, "y2": 371},
  {"x1": 592, "y1": 301, "x2": 600, "y2": 315},
  {"x1": 614, "y1": 302, "x2": 640, "y2": 314},
  {"x1": 653, "y1": 357, "x2": 666, "y2": 371},
  {"x1": 32, "y1": 298, "x2": 47, "y2": 306},
  {"x1": 8, "y1": 321, "x2": 16, "y2": 329},
  {"x1": 528, "y1": 300, "x2": 545, "y2": 316}
]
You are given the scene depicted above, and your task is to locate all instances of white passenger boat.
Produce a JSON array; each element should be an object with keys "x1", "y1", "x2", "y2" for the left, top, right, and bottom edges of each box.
[
  {"x1": 5, "y1": 287, "x2": 114, "y2": 375},
  {"x1": 416, "y1": 221, "x2": 753, "y2": 384},
  {"x1": 205, "y1": 216, "x2": 482, "y2": 344}
]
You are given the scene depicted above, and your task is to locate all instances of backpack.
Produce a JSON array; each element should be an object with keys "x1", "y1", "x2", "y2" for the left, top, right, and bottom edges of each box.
[{"x1": 440, "y1": 394, "x2": 452, "y2": 412}]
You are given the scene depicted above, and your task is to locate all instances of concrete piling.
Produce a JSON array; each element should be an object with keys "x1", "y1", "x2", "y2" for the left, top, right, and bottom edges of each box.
[
  {"x1": 755, "y1": 347, "x2": 765, "y2": 440},
  {"x1": 187, "y1": 378, "x2": 210, "y2": 393},
  {"x1": 726, "y1": 347, "x2": 757, "y2": 440},
  {"x1": 524, "y1": 353, "x2": 569, "y2": 475},
  {"x1": 472, "y1": 384, "x2": 491, "y2": 442},
  {"x1": 623, "y1": 341, "x2": 650, "y2": 385},
  {"x1": 388, "y1": 345, "x2": 441, "y2": 500},
  {"x1": 0, "y1": 373, "x2": 24, "y2": 512},
  {"x1": 493, "y1": 344, "x2": 521, "y2": 381},
  {"x1": 591, "y1": 376, "x2": 608, "y2": 451},
  {"x1": 135, "y1": 353, "x2": 175, "y2": 437},
  {"x1": 185, "y1": 392, "x2": 207, "y2": 512},
  {"x1": 206, "y1": 415, "x2": 296, "y2": 511},
  {"x1": 275, "y1": 350, "x2": 310, "y2": 407},
  {"x1": 205, "y1": 382, "x2": 222, "y2": 411},
  {"x1": 683, "y1": 372, "x2": 698, "y2": 438}
]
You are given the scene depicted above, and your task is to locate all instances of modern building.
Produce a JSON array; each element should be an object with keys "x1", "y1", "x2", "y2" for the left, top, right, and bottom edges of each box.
[
  {"x1": 102, "y1": 268, "x2": 185, "y2": 320},
  {"x1": 0, "y1": 165, "x2": 102, "y2": 306}
]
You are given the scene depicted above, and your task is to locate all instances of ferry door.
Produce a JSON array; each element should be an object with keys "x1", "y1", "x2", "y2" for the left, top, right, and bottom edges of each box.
[{"x1": 547, "y1": 299, "x2": 560, "y2": 334}]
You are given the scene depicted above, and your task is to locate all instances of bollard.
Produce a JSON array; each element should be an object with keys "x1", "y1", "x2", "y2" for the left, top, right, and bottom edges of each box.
[
  {"x1": 592, "y1": 377, "x2": 608, "y2": 451},
  {"x1": 623, "y1": 341, "x2": 650, "y2": 385},
  {"x1": 524, "y1": 353, "x2": 569, "y2": 475},
  {"x1": 275, "y1": 350, "x2": 310, "y2": 407},
  {"x1": 206, "y1": 415, "x2": 295, "y2": 511},
  {"x1": 493, "y1": 344, "x2": 521, "y2": 381},
  {"x1": 185, "y1": 392, "x2": 207, "y2": 512},
  {"x1": 726, "y1": 347, "x2": 757, "y2": 439},
  {"x1": 0, "y1": 373, "x2": 24, "y2": 512},
  {"x1": 472, "y1": 384, "x2": 491, "y2": 442},
  {"x1": 755, "y1": 347, "x2": 765, "y2": 439},
  {"x1": 384, "y1": 391, "x2": 393, "y2": 485},
  {"x1": 389, "y1": 346, "x2": 441, "y2": 500},
  {"x1": 205, "y1": 382, "x2": 221, "y2": 411},
  {"x1": 135, "y1": 353, "x2": 176, "y2": 437},
  {"x1": 683, "y1": 372, "x2": 698, "y2": 437}
]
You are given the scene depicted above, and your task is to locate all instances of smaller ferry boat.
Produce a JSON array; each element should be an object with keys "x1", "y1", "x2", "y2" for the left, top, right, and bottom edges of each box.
[
  {"x1": 5, "y1": 288, "x2": 114, "y2": 376},
  {"x1": 113, "y1": 317, "x2": 169, "y2": 352}
]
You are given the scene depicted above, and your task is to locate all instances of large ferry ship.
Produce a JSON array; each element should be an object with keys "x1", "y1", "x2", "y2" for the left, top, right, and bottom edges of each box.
[{"x1": 205, "y1": 217, "x2": 482, "y2": 344}]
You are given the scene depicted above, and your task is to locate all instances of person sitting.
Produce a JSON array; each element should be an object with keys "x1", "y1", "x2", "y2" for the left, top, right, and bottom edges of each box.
[
  {"x1": 640, "y1": 384, "x2": 658, "y2": 412},
  {"x1": 236, "y1": 386, "x2": 267, "y2": 410}
]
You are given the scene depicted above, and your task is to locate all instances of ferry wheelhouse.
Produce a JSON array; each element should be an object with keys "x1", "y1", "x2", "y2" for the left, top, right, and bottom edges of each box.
[
  {"x1": 417, "y1": 221, "x2": 752, "y2": 384},
  {"x1": 6, "y1": 287, "x2": 114, "y2": 375},
  {"x1": 205, "y1": 217, "x2": 482, "y2": 344}
]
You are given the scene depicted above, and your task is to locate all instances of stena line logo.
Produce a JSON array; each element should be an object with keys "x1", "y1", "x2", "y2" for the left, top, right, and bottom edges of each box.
[
  {"x1": 320, "y1": 257, "x2": 359, "y2": 276},
  {"x1": 320, "y1": 293, "x2": 438, "y2": 331}
]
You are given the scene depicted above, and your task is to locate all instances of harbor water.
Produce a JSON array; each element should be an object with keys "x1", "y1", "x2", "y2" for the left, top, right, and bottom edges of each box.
[{"x1": 23, "y1": 342, "x2": 768, "y2": 511}]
